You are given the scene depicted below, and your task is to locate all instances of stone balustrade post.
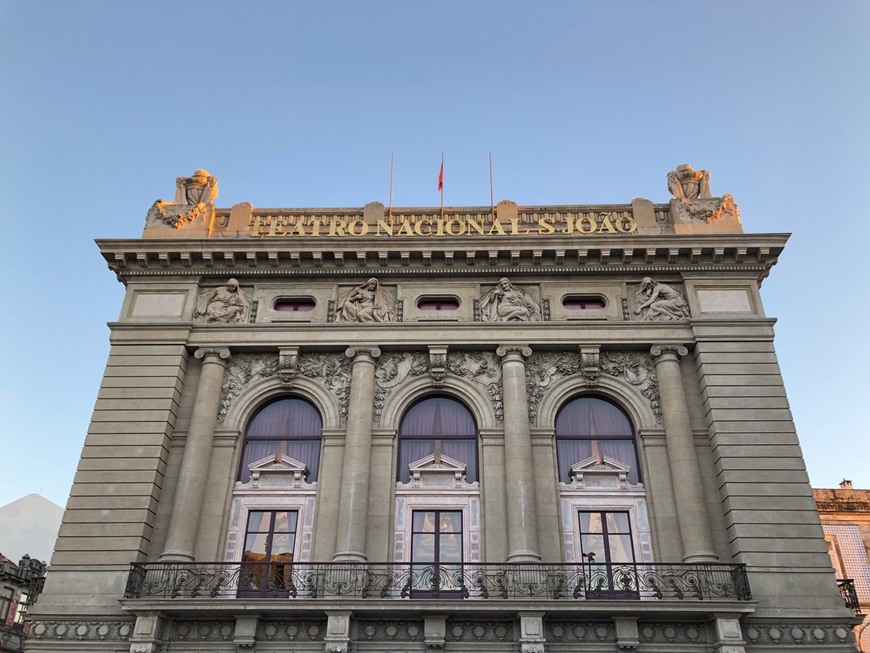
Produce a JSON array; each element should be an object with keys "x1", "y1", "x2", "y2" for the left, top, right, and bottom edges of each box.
[
  {"x1": 160, "y1": 347, "x2": 230, "y2": 561},
  {"x1": 651, "y1": 345, "x2": 717, "y2": 562},
  {"x1": 333, "y1": 346, "x2": 381, "y2": 562},
  {"x1": 496, "y1": 345, "x2": 541, "y2": 562}
]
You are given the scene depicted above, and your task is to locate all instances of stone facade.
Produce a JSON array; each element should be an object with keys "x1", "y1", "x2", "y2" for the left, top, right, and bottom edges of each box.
[{"x1": 27, "y1": 168, "x2": 860, "y2": 652}]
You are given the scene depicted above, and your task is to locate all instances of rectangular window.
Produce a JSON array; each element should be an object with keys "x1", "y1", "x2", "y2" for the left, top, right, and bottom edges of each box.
[
  {"x1": 239, "y1": 510, "x2": 298, "y2": 597},
  {"x1": 579, "y1": 510, "x2": 638, "y2": 599},
  {"x1": 0, "y1": 586, "x2": 13, "y2": 626},
  {"x1": 411, "y1": 510, "x2": 463, "y2": 597}
]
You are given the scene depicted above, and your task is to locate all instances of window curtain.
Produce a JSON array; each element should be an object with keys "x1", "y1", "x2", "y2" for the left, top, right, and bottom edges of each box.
[
  {"x1": 397, "y1": 397, "x2": 478, "y2": 483},
  {"x1": 239, "y1": 398, "x2": 323, "y2": 482},
  {"x1": 555, "y1": 397, "x2": 639, "y2": 483}
]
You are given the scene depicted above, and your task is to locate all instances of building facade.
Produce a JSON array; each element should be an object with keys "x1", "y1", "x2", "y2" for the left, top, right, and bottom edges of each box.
[
  {"x1": 1, "y1": 554, "x2": 46, "y2": 653},
  {"x1": 29, "y1": 166, "x2": 860, "y2": 652},
  {"x1": 815, "y1": 482, "x2": 870, "y2": 651}
]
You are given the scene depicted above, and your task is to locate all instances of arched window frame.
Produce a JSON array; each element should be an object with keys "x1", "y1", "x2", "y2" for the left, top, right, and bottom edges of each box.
[
  {"x1": 236, "y1": 396, "x2": 324, "y2": 483},
  {"x1": 395, "y1": 395, "x2": 479, "y2": 484},
  {"x1": 554, "y1": 395, "x2": 641, "y2": 485}
]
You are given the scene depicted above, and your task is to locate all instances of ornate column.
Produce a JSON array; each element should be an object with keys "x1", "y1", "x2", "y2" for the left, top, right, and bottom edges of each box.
[
  {"x1": 651, "y1": 345, "x2": 717, "y2": 562},
  {"x1": 333, "y1": 346, "x2": 381, "y2": 561},
  {"x1": 496, "y1": 345, "x2": 541, "y2": 561},
  {"x1": 160, "y1": 347, "x2": 230, "y2": 561}
]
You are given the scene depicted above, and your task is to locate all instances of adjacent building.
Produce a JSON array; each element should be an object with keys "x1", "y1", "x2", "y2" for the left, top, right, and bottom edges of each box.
[
  {"x1": 1, "y1": 553, "x2": 46, "y2": 653},
  {"x1": 815, "y1": 481, "x2": 870, "y2": 651},
  {"x1": 28, "y1": 166, "x2": 861, "y2": 652}
]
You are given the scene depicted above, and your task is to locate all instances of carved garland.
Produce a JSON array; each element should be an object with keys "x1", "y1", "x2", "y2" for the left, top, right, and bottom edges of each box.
[
  {"x1": 524, "y1": 351, "x2": 661, "y2": 424},
  {"x1": 218, "y1": 352, "x2": 352, "y2": 424},
  {"x1": 373, "y1": 352, "x2": 428, "y2": 423}
]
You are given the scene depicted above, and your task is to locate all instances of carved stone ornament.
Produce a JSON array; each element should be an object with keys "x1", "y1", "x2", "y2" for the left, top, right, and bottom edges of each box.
[
  {"x1": 145, "y1": 169, "x2": 219, "y2": 229},
  {"x1": 373, "y1": 352, "x2": 427, "y2": 423},
  {"x1": 667, "y1": 163, "x2": 740, "y2": 224},
  {"x1": 29, "y1": 620, "x2": 134, "y2": 642},
  {"x1": 446, "y1": 351, "x2": 503, "y2": 421},
  {"x1": 194, "y1": 278, "x2": 252, "y2": 324},
  {"x1": 580, "y1": 345, "x2": 600, "y2": 385},
  {"x1": 428, "y1": 345, "x2": 448, "y2": 386},
  {"x1": 278, "y1": 346, "x2": 300, "y2": 386},
  {"x1": 525, "y1": 351, "x2": 581, "y2": 422},
  {"x1": 632, "y1": 277, "x2": 690, "y2": 321},
  {"x1": 218, "y1": 352, "x2": 352, "y2": 424},
  {"x1": 335, "y1": 278, "x2": 395, "y2": 322},
  {"x1": 600, "y1": 351, "x2": 661, "y2": 423},
  {"x1": 478, "y1": 278, "x2": 542, "y2": 322}
]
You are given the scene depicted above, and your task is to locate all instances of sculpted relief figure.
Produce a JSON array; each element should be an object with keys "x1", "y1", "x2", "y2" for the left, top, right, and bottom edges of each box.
[
  {"x1": 195, "y1": 278, "x2": 251, "y2": 324},
  {"x1": 667, "y1": 163, "x2": 739, "y2": 224},
  {"x1": 480, "y1": 278, "x2": 542, "y2": 322},
  {"x1": 146, "y1": 169, "x2": 219, "y2": 229},
  {"x1": 634, "y1": 277, "x2": 690, "y2": 321},
  {"x1": 336, "y1": 278, "x2": 395, "y2": 322}
]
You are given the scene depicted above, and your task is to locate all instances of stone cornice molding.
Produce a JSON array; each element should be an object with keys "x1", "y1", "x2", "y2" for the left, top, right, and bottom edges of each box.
[{"x1": 98, "y1": 233, "x2": 788, "y2": 280}]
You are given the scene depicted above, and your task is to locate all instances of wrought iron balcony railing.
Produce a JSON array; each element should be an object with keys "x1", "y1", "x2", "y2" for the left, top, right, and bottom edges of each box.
[
  {"x1": 837, "y1": 578, "x2": 862, "y2": 615},
  {"x1": 125, "y1": 561, "x2": 751, "y2": 603}
]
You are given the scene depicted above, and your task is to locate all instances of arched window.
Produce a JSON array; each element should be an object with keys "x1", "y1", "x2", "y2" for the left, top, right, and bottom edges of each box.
[
  {"x1": 397, "y1": 396, "x2": 478, "y2": 483},
  {"x1": 237, "y1": 398, "x2": 322, "y2": 483},
  {"x1": 555, "y1": 396, "x2": 640, "y2": 484}
]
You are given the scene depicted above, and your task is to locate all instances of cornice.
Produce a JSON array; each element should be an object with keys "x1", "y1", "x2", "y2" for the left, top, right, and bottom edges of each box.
[{"x1": 98, "y1": 233, "x2": 788, "y2": 282}]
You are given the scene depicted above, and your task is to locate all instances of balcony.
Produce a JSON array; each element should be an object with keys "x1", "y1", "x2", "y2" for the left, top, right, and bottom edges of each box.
[
  {"x1": 837, "y1": 578, "x2": 863, "y2": 615},
  {"x1": 125, "y1": 561, "x2": 751, "y2": 603}
]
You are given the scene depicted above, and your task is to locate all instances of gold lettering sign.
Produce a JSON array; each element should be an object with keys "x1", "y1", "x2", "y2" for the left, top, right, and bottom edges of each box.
[{"x1": 249, "y1": 215, "x2": 637, "y2": 238}]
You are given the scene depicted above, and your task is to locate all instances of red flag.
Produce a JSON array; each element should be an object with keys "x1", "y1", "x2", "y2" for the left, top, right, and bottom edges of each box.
[{"x1": 437, "y1": 162, "x2": 444, "y2": 191}]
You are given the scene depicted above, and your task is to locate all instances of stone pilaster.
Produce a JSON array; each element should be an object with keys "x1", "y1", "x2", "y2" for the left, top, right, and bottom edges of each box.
[
  {"x1": 651, "y1": 345, "x2": 717, "y2": 562},
  {"x1": 496, "y1": 345, "x2": 541, "y2": 561},
  {"x1": 333, "y1": 346, "x2": 381, "y2": 561},
  {"x1": 160, "y1": 347, "x2": 230, "y2": 561}
]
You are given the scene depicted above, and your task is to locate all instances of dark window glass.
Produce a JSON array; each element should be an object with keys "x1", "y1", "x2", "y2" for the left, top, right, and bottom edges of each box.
[
  {"x1": 274, "y1": 298, "x2": 315, "y2": 312},
  {"x1": 555, "y1": 396, "x2": 639, "y2": 484},
  {"x1": 238, "y1": 398, "x2": 322, "y2": 482},
  {"x1": 411, "y1": 510, "x2": 463, "y2": 596},
  {"x1": 563, "y1": 296, "x2": 606, "y2": 310},
  {"x1": 417, "y1": 297, "x2": 460, "y2": 311},
  {"x1": 397, "y1": 396, "x2": 478, "y2": 483}
]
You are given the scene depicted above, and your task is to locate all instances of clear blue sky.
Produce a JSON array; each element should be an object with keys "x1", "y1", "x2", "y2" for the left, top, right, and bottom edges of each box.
[{"x1": 1, "y1": 0, "x2": 868, "y2": 508}]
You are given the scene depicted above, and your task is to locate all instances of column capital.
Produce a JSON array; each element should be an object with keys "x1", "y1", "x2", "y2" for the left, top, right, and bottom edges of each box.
[
  {"x1": 193, "y1": 347, "x2": 231, "y2": 362},
  {"x1": 650, "y1": 344, "x2": 688, "y2": 360},
  {"x1": 496, "y1": 344, "x2": 532, "y2": 359},
  {"x1": 344, "y1": 346, "x2": 381, "y2": 360}
]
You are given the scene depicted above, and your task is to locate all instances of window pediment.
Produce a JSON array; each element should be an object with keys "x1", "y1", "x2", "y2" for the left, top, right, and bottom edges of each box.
[
  {"x1": 567, "y1": 455, "x2": 640, "y2": 489},
  {"x1": 238, "y1": 453, "x2": 315, "y2": 489},
  {"x1": 400, "y1": 453, "x2": 478, "y2": 489}
]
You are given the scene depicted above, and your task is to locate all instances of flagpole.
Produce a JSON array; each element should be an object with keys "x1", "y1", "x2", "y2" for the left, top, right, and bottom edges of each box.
[
  {"x1": 388, "y1": 153, "x2": 394, "y2": 222},
  {"x1": 489, "y1": 153, "x2": 495, "y2": 220},
  {"x1": 440, "y1": 153, "x2": 444, "y2": 219}
]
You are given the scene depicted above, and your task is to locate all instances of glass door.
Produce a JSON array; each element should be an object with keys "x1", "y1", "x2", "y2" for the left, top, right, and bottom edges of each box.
[
  {"x1": 579, "y1": 510, "x2": 638, "y2": 599},
  {"x1": 411, "y1": 510, "x2": 463, "y2": 597},
  {"x1": 240, "y1": 510, "x2": 298, "y2": 596}
]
